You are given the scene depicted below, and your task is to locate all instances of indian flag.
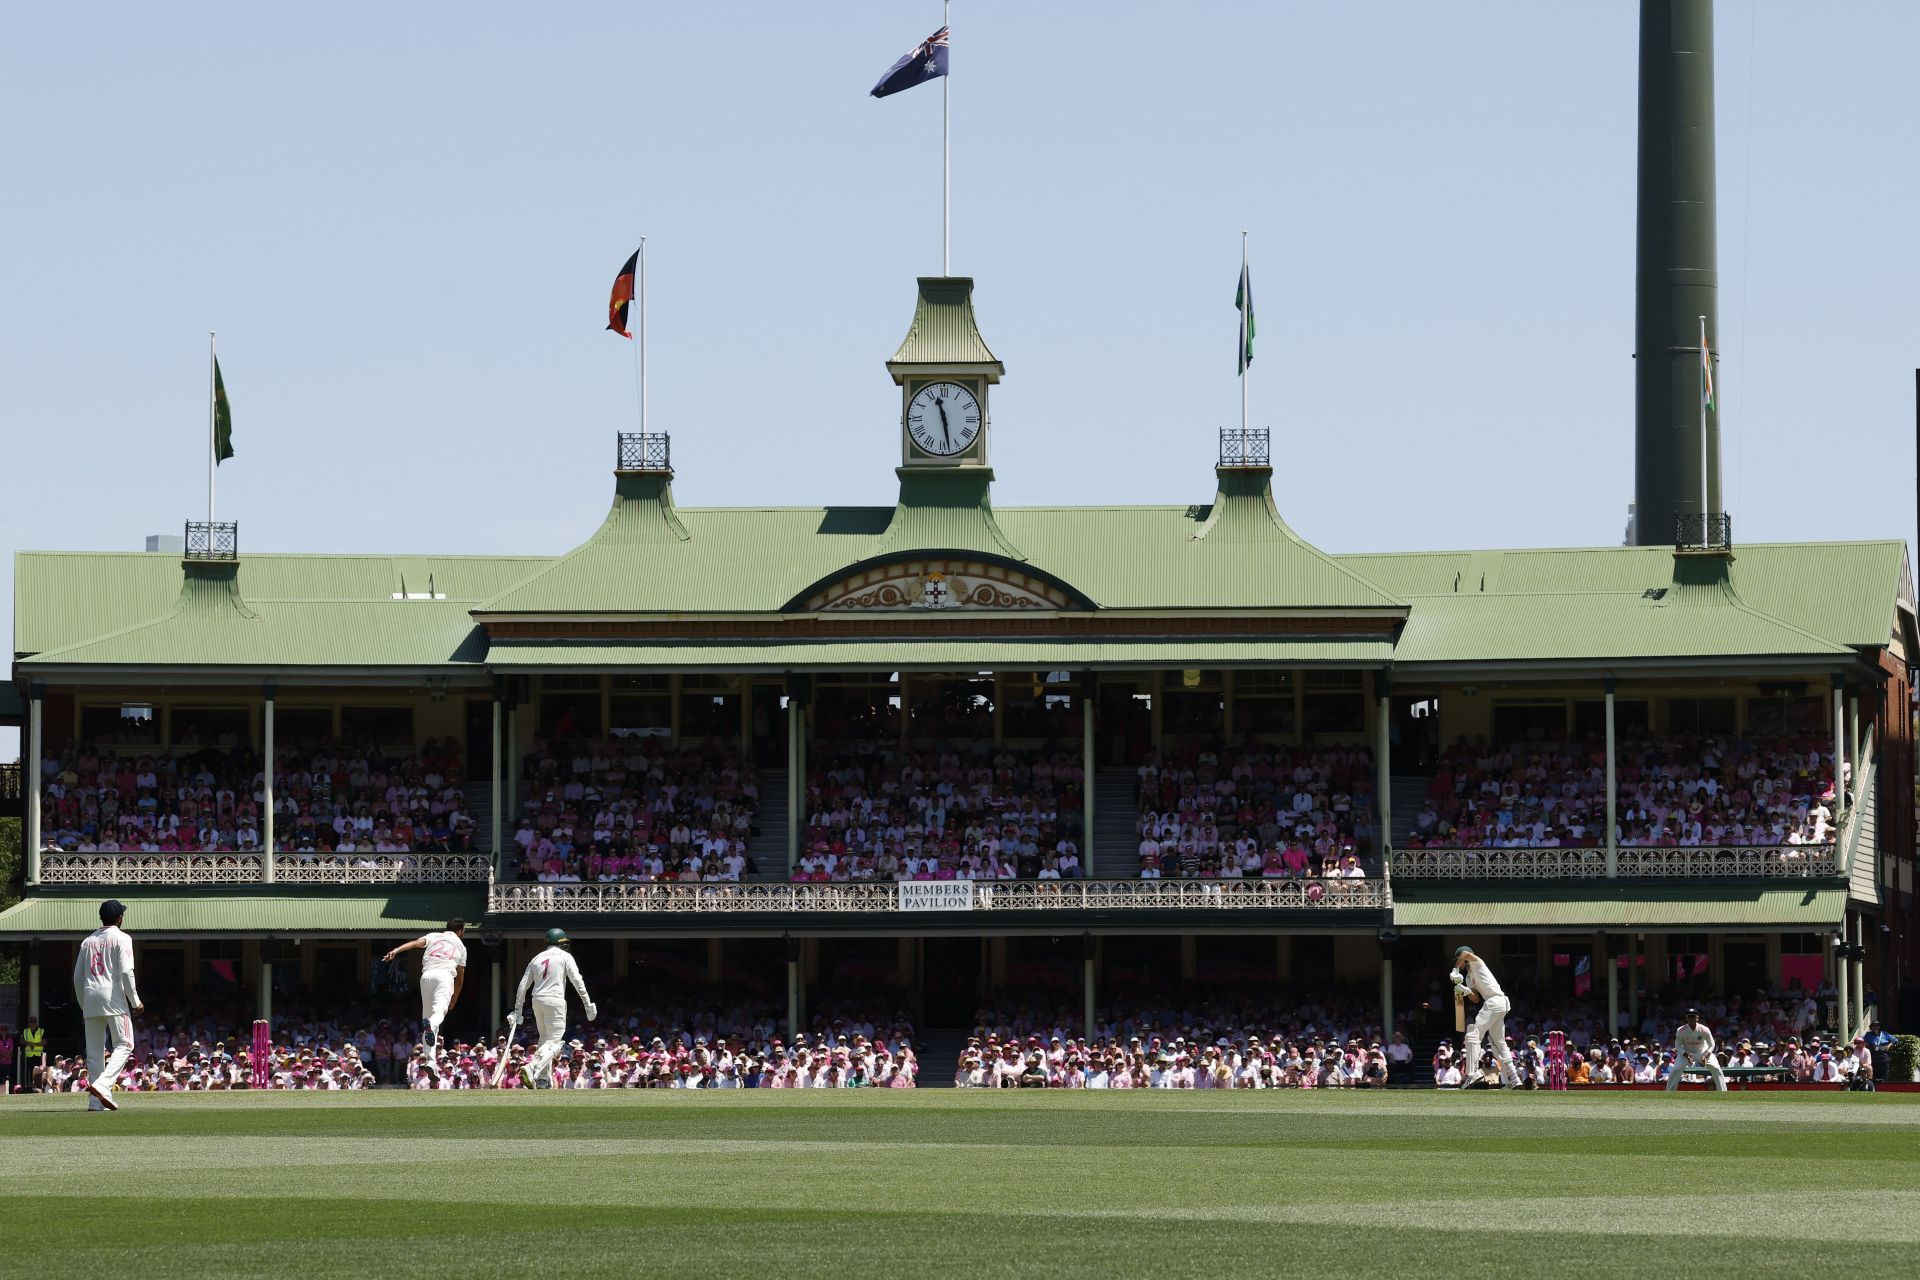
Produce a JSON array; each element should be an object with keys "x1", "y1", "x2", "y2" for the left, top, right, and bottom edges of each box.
[{"x1": 1699, "y1": 317, "x2": 1714, "y2": 412}]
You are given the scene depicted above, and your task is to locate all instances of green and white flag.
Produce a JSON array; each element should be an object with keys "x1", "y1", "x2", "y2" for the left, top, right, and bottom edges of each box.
[
  {"x1": 1235, "y1": 261, "x2": 1255, "y2": 375},
  {"x1": 213, "y1": 357, "x2": 234, "y2": 462}
]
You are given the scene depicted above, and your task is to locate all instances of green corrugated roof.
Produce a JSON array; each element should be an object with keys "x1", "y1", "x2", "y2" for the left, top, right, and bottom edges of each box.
[
  {"x1": 24, "y1": 600, "x2": 488, "y2": 669},
  {"x1": 1385, "y1": 583, "x2": 1849, "y2": 666},
  {"x1": 0, "y1": 891, "x2": 485, "y2": 939},
  {"x1": 1391, "y1": 883, "x2": 1846, "y2": 931},
  {"x1": 12, "y1": 501, "x2": 1905, "y2": 673},
  {"x1": 1337, "y1": 541, "x2": 1907, "y2": 656},
  {"x1": 478, "y1": 483, "x2": 1409, "y2": 617},
  {"x1": 888, "y1": 277, "x2": 1003, "y2": 369},
  {"x1": 15, "y1": 550, "x2": 544, "y2": 661},
  {"x1": 488, "y1": 638, "x2": 1394, "y2": 670}
]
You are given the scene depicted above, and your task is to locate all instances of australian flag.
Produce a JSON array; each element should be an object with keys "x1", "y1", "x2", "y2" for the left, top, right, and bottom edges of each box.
[{"x1": 870, "y1": 25, "x2": 949, "y2": 98}]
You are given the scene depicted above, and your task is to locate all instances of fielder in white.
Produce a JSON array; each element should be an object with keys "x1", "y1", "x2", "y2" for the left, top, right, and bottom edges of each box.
[
  {"x1": 1666, "y1": 1008, "x2": 1728, "y2": 1092},
  {"x1": 510, "y1": 927, "x2": 597, "y2": 1089},
  {"x1": 1451, "y1": 945, "x2": 1520, "y2": 1089},
  {"x1": 73, "y1": 898, "x2": 142, "y2": 1112},
  {"x1": 383, "y1": 917, "x2": 468, "y2": 1057}
]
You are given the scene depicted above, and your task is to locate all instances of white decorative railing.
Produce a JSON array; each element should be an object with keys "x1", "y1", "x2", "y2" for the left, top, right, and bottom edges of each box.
[
  {"x1": 1390, "y1": 845, "x2": 1839, "y2": 880},
  {"x1": 41, "y1": 853, "x2": 266, "y2": 885},
  {"x1": 38, "y1": 852, "x2": 492, "y2": 886},
  {"x1": 488, "y1": 877, "x2": 1388, "y2": 914},
  {"x1": 275, "y1": 854, "x2": 494, "y2": 884}
]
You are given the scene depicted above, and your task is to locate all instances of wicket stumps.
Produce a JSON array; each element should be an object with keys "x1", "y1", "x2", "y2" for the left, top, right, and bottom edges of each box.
[
  {"x1": 1546, "y1": 1030, "x2": 1568, "y2": 1091},
  {"x1": 251, "y1": 1020, "x2": 270, "y2": 1089}
]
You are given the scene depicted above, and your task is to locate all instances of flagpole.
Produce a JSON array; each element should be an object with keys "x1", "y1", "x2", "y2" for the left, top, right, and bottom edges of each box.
[
  {"x1": 1698, "y1": 314, "x2": 1709, "y2": 535},
  {"x1": 208, "y1": 330, "x2": 217, "y2": 523},
  {"x1": 1240, "y1": 231, "x2": 1249, "y2": 455},
  {"x1": 639, "y1": 236, "x2": 649, "y2": 434},
  {"x1": 942, "y1": 0, "x2": 950, "y2": 275}
]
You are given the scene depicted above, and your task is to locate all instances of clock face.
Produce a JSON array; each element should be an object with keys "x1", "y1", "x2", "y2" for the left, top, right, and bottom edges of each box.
[{"x1": 905, "y1": 381, "x2": 981, "y2": 456}]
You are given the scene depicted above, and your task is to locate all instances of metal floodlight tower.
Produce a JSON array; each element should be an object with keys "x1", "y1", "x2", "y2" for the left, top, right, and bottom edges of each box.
[{"x1": 1633, "y1": 0, "x2": 1722, "y2": 547}]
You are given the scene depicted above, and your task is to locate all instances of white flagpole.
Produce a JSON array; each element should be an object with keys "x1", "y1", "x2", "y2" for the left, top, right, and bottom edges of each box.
[
  {"x1": 942, "y1": 0, "x2": 951, "y2": 275},
  {"x1": 640, "y1": 236, "x2": 649, "y2": 435},
  {"x1": 1240, "y1": 231, "x2": 1249, "y2": 455},
  {"x1": 208, "y1": 330, "x2": 217, "y2": 523},
  {"x1": 1698, "y1": 314, "x2": 1709, "y2": 535}
]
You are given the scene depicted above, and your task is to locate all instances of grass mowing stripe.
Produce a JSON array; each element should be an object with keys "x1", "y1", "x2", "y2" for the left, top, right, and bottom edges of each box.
[{"x1": 14, "y1": 1197, "x2": 1905, "y2": 1278}]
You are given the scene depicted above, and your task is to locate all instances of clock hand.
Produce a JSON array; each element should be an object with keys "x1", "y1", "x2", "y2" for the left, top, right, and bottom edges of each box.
[{"x1": 935, "y1": 396, "x2": 950, "y2": 449}]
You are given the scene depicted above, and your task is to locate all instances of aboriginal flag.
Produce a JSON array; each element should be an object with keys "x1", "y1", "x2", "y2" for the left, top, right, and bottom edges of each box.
[{"x1": 606, "y1": 250, "x2": 638, "y2": 338}]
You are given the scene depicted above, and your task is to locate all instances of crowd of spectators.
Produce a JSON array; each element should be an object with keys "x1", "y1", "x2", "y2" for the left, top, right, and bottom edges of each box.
[
  {"x1": 959, "y1": 988, "x2": 1403, "y2": 1088},
  {"x1": 36, "y1": 741, "x2": 474, "y2": 856},
  {"x1": 1133, "y1": 746, "x2": 1378, "y2": 880},
  {"x1": 23, "y1": 997, "x2": 917, "y2": 1092},
  {"x1": 1404, "y1": 734, "x2": 1838, "y2": 851},
  {"x1": 511, "y1": 739, "x2": 760, "y2": 883},
  {"x1": 467, "y1": 1026, "x2": 918, "y2": 1089},
  {"x1": 795, "y1": 743, "x2": 1085, "y2": 882}
]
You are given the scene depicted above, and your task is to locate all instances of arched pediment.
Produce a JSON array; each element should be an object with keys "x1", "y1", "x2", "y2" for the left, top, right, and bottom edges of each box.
[{"x1": 789, "y1": 554, "x2": 1091, "y2": 613}]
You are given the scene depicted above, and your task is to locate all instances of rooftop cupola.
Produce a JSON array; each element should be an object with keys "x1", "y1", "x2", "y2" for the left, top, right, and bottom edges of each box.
[
  {"x1": 176, "y1": 520, "x2": 256, "y2": 618},
  {"x1": 605, "y1": 431, "x2": 689, "y2": 543},
  {"x1": 1192, "y1": 429, "x2": 1291, "y2": 542}
]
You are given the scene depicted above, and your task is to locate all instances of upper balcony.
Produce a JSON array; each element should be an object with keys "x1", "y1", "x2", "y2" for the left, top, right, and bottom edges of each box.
[
  {"x1": 38, "y1": 851, "x2": 492, "y2": 887},
  {"x1": 491, "y1": 876, "x2": 1388, "y2": 917},
  {"x1": 1389, "y1": 844, "x2": 1838, "y2": 881}
]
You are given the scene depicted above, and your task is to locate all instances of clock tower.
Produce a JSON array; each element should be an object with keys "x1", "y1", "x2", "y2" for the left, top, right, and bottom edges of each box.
[{"x1": 888, "y1": 276, "x2": 1003, "y2": 469}]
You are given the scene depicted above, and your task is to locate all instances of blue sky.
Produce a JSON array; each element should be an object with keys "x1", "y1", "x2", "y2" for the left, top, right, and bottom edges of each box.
[{"x1": 3, "y1": 1, "x2": 1916, "y2": 750}]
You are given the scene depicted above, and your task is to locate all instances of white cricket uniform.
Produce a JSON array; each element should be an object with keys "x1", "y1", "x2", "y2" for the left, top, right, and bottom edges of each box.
[
  {"x1": 513, "y1": 946, "x2": 593, "y2": 1083},
  {"x1": 74, "y1": 924, "x2": 141, "y2": 1109},
  {"x1": 416, "y1": 930, "x2": 467, "y2": 1052},
  {"x1": 1667, "y1": 1022, "x2": 1727, "y2": 1091},
  {"x1": 1456, "y1": 954, "x2": 1518, "y2": 1086}
]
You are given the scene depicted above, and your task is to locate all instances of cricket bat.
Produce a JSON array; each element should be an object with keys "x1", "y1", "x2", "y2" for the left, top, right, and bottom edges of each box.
[
  {"x1": 490, "y1": 1019, "x2": 518, "y2": 1087},
  {"x1": 1454, "y1": 992, "x2": 1466, "y2": 1034}
]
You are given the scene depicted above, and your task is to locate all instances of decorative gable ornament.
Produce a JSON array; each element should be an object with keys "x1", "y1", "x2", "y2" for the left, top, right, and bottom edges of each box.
[{"x1": 807, "y1": 559, "x2": 1071, "y2": 612}]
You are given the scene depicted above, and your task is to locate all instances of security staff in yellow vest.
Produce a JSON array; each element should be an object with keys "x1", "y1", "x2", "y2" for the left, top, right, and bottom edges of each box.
[{"x1": 20, "y1": 1017, "x2": 47, "y2": 1092}]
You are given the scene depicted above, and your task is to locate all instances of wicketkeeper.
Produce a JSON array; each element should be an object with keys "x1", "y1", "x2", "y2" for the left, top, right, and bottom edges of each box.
[
  {"x1": 511, "y1": 928, "x2": 596, "y2": 1089},
  {"x1": 1666, "y1": 1008, "x2": 1728, "y2": 1092},
  {"x1": 1451, "y1": 945, "x2": 1520, "y2": 1089}
]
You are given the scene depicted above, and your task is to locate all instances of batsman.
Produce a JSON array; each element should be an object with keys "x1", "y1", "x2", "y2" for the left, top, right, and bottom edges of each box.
[
  {"x1": 1451, "y1": 944, "x2": 1520, "y2": 1089},
  {"x1": 510, "y1": 928, "x2": 597, "y2": 1089}
]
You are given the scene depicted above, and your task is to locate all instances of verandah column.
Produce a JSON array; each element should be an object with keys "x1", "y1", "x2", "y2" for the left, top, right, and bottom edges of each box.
[
  {"x1": 1603, "y1": 676, "x2": 1618, "y2": 878},
  {"x1": 1378, "y1": 944, "x2": 1394, "y2": 1044},
  {"x1": 262, "y1": 682, "x2": 276, "y2": 884},
  {"x1": 1834, "y1": 918, "x2": 1849, "y2": 1039},
  {"x1": 1372, "y1": 672, "x2": 1391, "y2": 861},
  {"x1": 1081, "y1": 672, "x2": 1095, "y2": 873},
  {"x1": 491, "y1": 958, "x2": 503, "y2": 1036},
  {"x1": 1843, "y1": 917, "x2": 1858, "y2": 1036},
  {"x1": 25, "y1": 684, "x2": 42, "y2": 886},
  {"x1": 1831, "y1": 675, "x2": 1847, "y2": 818},
  {"x1": 1083, "y1": 934, "x2": 1096, "y2": 1044},
  {"x1": 491, "y1": 690, "x2": 504, "y2": 868},
  {"x1": 506, "y1": 682, "x2": 519, "y2": 822}
]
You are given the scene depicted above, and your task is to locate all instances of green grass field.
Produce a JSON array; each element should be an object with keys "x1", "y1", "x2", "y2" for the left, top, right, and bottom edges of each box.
[{"x1": 3, "y1": 1090, "x2": 1915, "y2": 1277}]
